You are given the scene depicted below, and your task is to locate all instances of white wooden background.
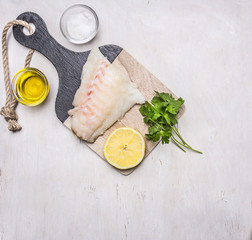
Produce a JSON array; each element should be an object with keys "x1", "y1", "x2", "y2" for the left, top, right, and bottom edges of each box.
[{"x1": 0, "y1": 0, "x2": 252, "y2": 239}]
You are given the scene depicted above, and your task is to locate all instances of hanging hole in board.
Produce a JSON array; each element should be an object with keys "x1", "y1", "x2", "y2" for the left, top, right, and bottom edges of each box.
[{"x1": 23, "y1": 23, "x2": 36, "y2": 36}]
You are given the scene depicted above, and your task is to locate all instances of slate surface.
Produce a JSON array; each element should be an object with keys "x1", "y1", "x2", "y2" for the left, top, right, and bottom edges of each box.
[{"x1": 13, "y1": 12, "x2": 123, "y2": 123}]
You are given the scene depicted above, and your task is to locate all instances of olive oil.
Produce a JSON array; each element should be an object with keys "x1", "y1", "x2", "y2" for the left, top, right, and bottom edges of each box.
[{"x1": 12, "y1": 68, "x2": 49, "y2": 106}]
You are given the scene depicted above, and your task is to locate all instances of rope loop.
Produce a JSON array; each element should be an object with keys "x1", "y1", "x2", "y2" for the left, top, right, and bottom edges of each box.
[{"x1": 1, "y1": 20, "x2": 35, "y2": 131}]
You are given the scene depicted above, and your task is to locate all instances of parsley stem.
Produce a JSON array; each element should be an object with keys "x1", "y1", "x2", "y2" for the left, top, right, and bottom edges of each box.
[
  {"x1": 171, "y1": 126, "x2": 186, "y2": 145},
  {"x1": 171, "y1": 135, "x2": 202, "y2": 154},
  {"x1": 184, "y1": 144, "x2": 203, "y2": 154},
  {"x1": 188, "y1": 148, "x2": 203, "y2": 154},
  {"x1": 171, "y1": 135, "x2": 188, "y2": 150},
  {"x1": 171, "y1": 136, "x2": 186, "y2": 152},
  {"x1": 150, "y1": 117, "x2": 202, "y2": 153},
  {"x1": 171, "y1": 127, "x2": 202, "y2": 154},
  {"x1": 148, "y1": 119, "x2": 202, "y2": 154}
]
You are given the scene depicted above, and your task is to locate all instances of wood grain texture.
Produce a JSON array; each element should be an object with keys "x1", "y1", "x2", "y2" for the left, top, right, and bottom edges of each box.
[{"x1": 64, "y1": 50, "x2": 185, "y2": 175}]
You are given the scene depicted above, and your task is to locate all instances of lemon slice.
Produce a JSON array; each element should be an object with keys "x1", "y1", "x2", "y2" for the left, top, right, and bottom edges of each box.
[{"x1": 104, "y1": 127, "x2": 145, "y2": 169}]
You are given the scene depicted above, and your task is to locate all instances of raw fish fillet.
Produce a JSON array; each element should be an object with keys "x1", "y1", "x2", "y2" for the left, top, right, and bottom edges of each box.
[{"x1": 68, "y1": 47, "x2": 145, "y2": 142}]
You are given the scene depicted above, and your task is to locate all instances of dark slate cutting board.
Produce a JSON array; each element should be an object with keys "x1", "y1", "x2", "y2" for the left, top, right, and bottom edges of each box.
[
  {"x1": 13, "y1": 12, "x2": 185, "y2": 175},
  {"x1": 13, "y1": 12, "x2": 122, "y2": 123}
]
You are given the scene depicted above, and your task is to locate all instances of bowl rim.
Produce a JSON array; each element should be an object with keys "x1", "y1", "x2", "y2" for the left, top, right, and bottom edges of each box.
[
  {"x1": 60, "y1": 4, "x2": 99, "y2": 44},
  {"x1": 11, "y1": 67, "x2": 49, "y2": 107}
]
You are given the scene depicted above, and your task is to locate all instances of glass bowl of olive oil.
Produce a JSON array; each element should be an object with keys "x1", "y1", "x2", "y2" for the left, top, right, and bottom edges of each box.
[{"x1": 11, "y1": 68, "x2": 49, "y2": 106}]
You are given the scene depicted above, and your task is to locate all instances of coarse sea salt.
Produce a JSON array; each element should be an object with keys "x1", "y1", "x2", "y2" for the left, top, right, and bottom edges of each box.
[{"x1": 66, "y1": 11, "x2": 96, "y2": 41}]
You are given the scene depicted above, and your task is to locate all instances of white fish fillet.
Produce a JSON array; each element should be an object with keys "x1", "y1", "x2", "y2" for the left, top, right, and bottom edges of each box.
[{"x1": 68, "y1": 47, "x2": 145, "y2": 142}]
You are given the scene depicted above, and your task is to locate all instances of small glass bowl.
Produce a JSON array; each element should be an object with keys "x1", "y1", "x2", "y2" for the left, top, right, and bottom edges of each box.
[
  {"x1": 11, "y1": 67, "x2": 49, "y2": 106},
  {"x1": 60, "y1": 4, "x2": 99, "y2": 44}
]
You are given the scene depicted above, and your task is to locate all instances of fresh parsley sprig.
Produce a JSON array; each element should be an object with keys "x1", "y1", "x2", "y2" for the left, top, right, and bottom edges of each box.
[{"x1": 139, "y1": 91, "x2": 202, "y2": 154}]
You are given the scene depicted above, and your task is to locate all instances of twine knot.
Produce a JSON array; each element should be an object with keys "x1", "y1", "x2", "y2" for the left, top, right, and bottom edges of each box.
[
  {"x1": 0, "y1": 106, "x2": 22, "y2": 131},
  {"x1": 0, "y1": 106, "x2": 17, "y2": 120},
  {"x1": 8, "y1": 119, "x2": 22, "y2": 131}
]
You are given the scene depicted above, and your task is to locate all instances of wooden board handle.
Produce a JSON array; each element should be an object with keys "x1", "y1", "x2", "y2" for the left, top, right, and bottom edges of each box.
[{"x1": 13, "y1": 12, "x2": 84, "y2": 72}]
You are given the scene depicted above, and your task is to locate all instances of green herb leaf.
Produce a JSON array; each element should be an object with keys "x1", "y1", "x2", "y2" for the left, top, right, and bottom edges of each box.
[
  {"x1": 143, "y1": 116, "x2": 151, "y2": 124},
  {"x1": 139, "y1": 91, "x2": 202, "y2": 154},
  {"x1": 148, "y1": 125, "x2": 161, "y2": 135},
  {"x1": 166, "y1": 97, "x2": 185, "y2": 114},
  {"x1": 151, "y1": 96, "x2": 163, "y2": 105},
  {"x1": 153, "y1": 102, "x2": 168, "y2": 114},
  {"x1": 163, "y1": 113, "x2": 171, "y2": 125},
  {"x1": 139, "y1": 103, "x2": 154, "y2": 118},
  {"x1": 168, "y1": 112, "x2": 178, "y2": 125},
  {"x1": 155, "y1": 91, "x2": 175, "y2": 103}
]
